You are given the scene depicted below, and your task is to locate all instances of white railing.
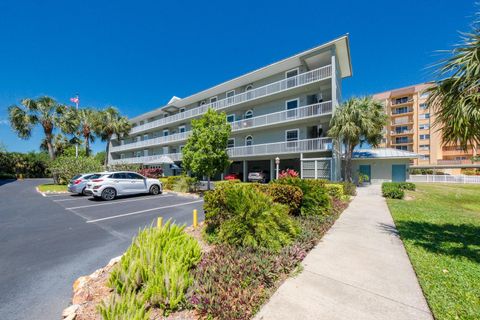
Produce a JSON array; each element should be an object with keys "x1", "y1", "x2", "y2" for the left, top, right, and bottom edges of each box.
[
  {"x1": 409, "y1": 174, "x2": 480, "y2": 184},
  {"x1": 111, "y1": 131, "x2": 190, "y2": 152},
  {"x1": 230, "y1": 101, "x2": 332, "y2": 131},
  {"x1": 110, "y1": 137, "x2": 332, "y2": 164},
  {"x1": 129, "y1": 65, "x2": 332, "y2": 134},
  {"x1": 227, "y1": 137, "x2": 332, "y2": 158},
  {"x1": 390, "y1": 129, "x2": 414, "y2": 135},
  {"x1": 111, "y1": 101, "x2": 333, "y2": 152}
]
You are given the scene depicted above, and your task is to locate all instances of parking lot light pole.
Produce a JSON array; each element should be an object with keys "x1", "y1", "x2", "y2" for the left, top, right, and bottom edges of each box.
[{"x1": 275, "y1": 157, "x2": 280, "y2": 179}]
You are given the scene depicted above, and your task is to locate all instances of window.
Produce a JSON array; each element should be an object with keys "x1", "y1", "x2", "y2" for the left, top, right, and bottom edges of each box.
[
  {"x1": 420, "y1": 92, "x2": 429, "y2": 99},
  {"x1": 285, "y1": 129, "x2": 299, "y2": 141},
  {"x1": 178, "y1": 125, "x2": 186, "y2": 133},
  {"x1": 455, "y1": 156, "x2": 467, "y2": 160},
  {"x1": 396, "y1": 146, "x2": 408, "y2": 151},
  {"x1": 245, "y1": 136, "x2": 253, "y2": 146},
  {"x1": 226, "y1": 90, "x2": 235, "y2": 104},
  {"x1": 419, "y1": 124, "x2": 430, "y2": 130},
  {"x1": 163, "y1": 129, "x2": 169, "y2": 137},
  {"x1": 136, "y1": 136, "x2": 142, "y2": 142},
  {"x1": 394, "y1": 96, "x2": 409, "y2": 104},
  {"x1": 120, "y1": 153, "x2": 125, "y2": 159},
  {"x1": 200, "y1": 100, "x2": 206, "y2": 105},
  {"x1": 227, "y1": 138, "x2": 235, "y2": 148},
  {"x1": 162, "y1": 146, "x2": 169, "y2": 154},
  {"x1": 244, "y1": 110, "x2": 253, "y2": 119},
  {"x1": 420, "y1": 155, "x2": 430, "y2": 160},
  {"x1": 164, "y1": 114, "x2": 169, "y2": 118},
  {"x1": 143, "y1": 134, "x2": 149, "y2": 141},
  {"x1": 286, "y1": 98, "x2": 299, "y2": 117},
  {"x1": 226, "y1": 114, "x2": 235, "y2": 123},
  {"x1": 419, "y1": 113, "x2": 430, "y2": 119},
  {"x1": 112, "y1": 173, "x2": 128, "y2": 179},
  {"x1": 420, "y1": 103, "x2": 428, "y2": 110},
  {"x1": 286, "y1": 68, "x2": 299, "y2": 88},
  {"x1": 144, "y1": 149, "x2": 148, "y2": 156},
  {"x1": 420, "y1": 134, "x2": 430, "y2": 140},
  {"x1": 393, "y1": 106, "x2": 409, "y2": 114},
  {"x1": 135, "y1": 151, "x2": 142, "y2": 157},
  {"x1": 180, "y1": 108, "x2": 185, "y2": 113},
  {"x1": 245, "y1": 85, "x2": 253, "y2": 100},
  {"x1": 245, "y1": 85, "x2": 253, "y2": 91},
  {"x1": 419, "y1": 144, "x2": 430, "y2": 151},
  {"x1": 395, "y1": 136, "x2": 409, "y2": 144},
  {"x1": 210, "y1": 96, "x2": 217, "y2": 104},
  {"x1": 395, "y1": 126, "x2": 408, "y2": 134},
  {"x1": 127, "y1": 173, "x2": 144, "y2": 180}
]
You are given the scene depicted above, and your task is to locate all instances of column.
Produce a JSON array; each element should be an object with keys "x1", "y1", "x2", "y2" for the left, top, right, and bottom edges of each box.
[{"x1": 243, "y1": 160, "x2": 247, "y2": 182}]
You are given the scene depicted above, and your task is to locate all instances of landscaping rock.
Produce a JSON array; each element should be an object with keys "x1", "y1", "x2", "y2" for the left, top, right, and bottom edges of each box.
[{"x1": 62, "y1": 304, "x2": 79, "y2": 318}]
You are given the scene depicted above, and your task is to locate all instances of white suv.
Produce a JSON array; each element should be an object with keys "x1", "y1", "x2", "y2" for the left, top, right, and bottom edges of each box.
[{"x1": 85, "y1": 171, "x2": 162, "y2": 200}]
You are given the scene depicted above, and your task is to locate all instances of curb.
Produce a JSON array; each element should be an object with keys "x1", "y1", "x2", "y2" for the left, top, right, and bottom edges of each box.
[
  {"x1": 35, "y1": 186, "x2": 70, "y2": 197},
  {"x1": 164, "y1": 191, "x2": 202, "y2": 199}
]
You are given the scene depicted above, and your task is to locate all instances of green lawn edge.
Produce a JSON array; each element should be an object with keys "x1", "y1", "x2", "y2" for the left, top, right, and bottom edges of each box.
[{"x1": 37, "y1": 184, "x2": 68, "y2": 193}]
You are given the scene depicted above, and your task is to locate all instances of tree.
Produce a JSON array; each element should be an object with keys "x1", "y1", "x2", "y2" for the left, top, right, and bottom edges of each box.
[
  {"x1": 95, "y1": 106, "x2": 132, "y2": 166},
  {"x1": 40, "y1": 133, "x2": 75, "y2": 157},
  {"x1": 182, "y1": 107, "x2": 231, "y2": 189},
  {"x1": 61, "y1": 108, "x2": 99, "y2": 157},
  {"x1": 328, "y1": 97, "x2": 387, "y2": 182},
  {"x1": 8, "y1": 96, "x2": 66, "y2": 160},
  {"x1": 426, "y1": 13, "x2": 480, "y2": 150}
]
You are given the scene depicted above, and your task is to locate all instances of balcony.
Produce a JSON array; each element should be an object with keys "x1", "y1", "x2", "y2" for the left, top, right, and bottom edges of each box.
[
  {"x1": 391, "y1": 117, "x2": 414, "y2": 125},
  {"x1": 392, "y1": 139, "x2": 413, "y2": 145},
  {"x1": 111, "y1": 101, "x2": 333, "y2": 153},
  {"x1": 391, "y1": 98, "x2": 413, "y2": 106},
  {"x1": 391, "y1": 108, "x2": 414, "y2": 116},
  {"x1": 437, "y1": 159, "x2": 475, "y2": 165},
  {"x1": 441, "y1": 149, "x2": 475, "y2": 156},
  {"x1": 110, "y1": 137, "x2": 332, "y2": 165},
  {"x1": 390, "y1": 129, "x2": 414, "y2": 136},
  {"x1": 129, "y1": 65, "x2": 332, "y2": 135}
]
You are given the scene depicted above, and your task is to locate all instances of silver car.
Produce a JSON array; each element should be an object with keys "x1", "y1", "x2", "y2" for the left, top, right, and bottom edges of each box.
[
  {"x1": 67, "y1": 173, "x2": 104, "y2": 195},
  {"x1": 85, "y1": 171, "x2": 163, "y2": 200}
]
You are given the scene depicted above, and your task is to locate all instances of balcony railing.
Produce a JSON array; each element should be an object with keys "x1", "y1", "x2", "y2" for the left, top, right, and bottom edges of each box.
[
  {"x1": 392, "y1": 139, "x2": 414, "y2": 144},
  {"x1": 111, "y1": 101, "x2": 333, "y2": 152},
  {"x1": 129, "y1": 65, "x2": 332, "y2": 134},
  {"x1": 391, "y1": 108, "x2": 414, "y2": 115},
  {"x1": 392, "y1": 117, "x2": 414, "y2": 125},
  {"x1": 110, "y1": 137, "x2": 332, "y2": 165},
  {"x1": 392, "y1": 98, "x2": 413, "y2": 105},
  {"x1": 390, "y1": 129, "x2": 414, "y2": 135}
]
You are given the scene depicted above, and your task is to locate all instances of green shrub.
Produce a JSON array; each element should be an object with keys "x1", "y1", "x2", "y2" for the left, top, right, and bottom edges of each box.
[
  {"x1": 97, "y1": 291, "x2": 149, "y2": 320},
  {"x1": 274, "y1": 178, "x2": 331, "y2": 216},
  {"x1": 0, "y1": 172, "x2": 17, "y2": 180},
  {"x1": 397, "y1": 182, "x2": 416, "y2": 191},
  {"x1": 48, "y1": 156, "x2": 103, "y2": 184},
  {"x1": 108, "y1": 221, "x2": 201, "y2": 314},
  {"x1": 325, "y1": 184, "x2": 344, "y2": 199},
  {"x1": 340, "y1": 182, "x2": 357, "y2": 196},
  {"x1": 382, "y1": 182, "x2": 405, "y2": 199},
  {"x1": 107, "y1": 163, "x2": 141, "y2": 172},
  {"x1": 173, "y1": 175, "x2": 198, "y2": 193},
  {"x1": 220, "y1": 185, "x2": 299, "y2": 251},
  {"x1": 255, "y1": 183, "x2": 303, "y2": 215}
]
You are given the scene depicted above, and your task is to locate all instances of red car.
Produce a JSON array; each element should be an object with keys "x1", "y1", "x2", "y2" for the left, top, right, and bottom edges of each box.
[{"x1": 224, "y1": 173, "x2": 241, "y2": 180}]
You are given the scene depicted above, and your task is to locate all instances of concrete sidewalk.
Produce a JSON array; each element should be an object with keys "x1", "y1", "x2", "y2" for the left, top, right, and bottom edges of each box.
[{"x1": 255, "y1": 185, "x2": 433, "y2": 320}]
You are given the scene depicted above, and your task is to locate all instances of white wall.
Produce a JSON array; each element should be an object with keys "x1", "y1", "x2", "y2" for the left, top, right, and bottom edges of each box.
[{"x1": 352, "y1": 159, "x2": 411, "y2": 183}]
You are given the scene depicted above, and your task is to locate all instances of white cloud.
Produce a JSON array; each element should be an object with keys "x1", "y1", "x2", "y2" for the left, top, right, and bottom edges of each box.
[{"x1": 0, "y1": 119, "x2": 9, "y2": 125}]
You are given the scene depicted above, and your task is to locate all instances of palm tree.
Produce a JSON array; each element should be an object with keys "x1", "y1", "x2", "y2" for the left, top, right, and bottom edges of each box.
[
  {"x1": 329, "y1": 97, "x2": 387, "y2": 182},
  {"x1": 61, "y1": 108, "x2": 99, "y2": 157},
  {"x1": 95, "y1": 106, "x2": 132, "y2": 166},
  {"x1": 40, "y1": 133, "x2": 73, "y2": 157},
  {"x1": 426, "y1": 16, "x2": 480, "y2": 151},
  {"x1": 8, "y1": 96, "x2": 66, "y2": 160}
]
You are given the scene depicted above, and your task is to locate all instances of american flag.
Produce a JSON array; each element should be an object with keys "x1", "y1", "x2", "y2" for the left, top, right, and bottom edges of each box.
[{"x1": 70, "y1": 96, "x2": 79, "y2": 104}]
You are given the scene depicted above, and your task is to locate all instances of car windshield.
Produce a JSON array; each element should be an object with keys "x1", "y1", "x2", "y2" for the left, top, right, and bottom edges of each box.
[{"x1": 71, "y1": 174, "x2": 82, "y2": 180}]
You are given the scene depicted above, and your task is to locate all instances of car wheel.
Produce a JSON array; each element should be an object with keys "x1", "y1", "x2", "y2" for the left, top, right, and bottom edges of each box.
[
  {"x1": 101, "y1": 188, "x2": 116, "y2": 201},
  {"x1": 150, "y1": 184, "x2": 160, "y2": 195},
  {"x1": 81, "y1": 187, "x2": 88, "y2": 196}
]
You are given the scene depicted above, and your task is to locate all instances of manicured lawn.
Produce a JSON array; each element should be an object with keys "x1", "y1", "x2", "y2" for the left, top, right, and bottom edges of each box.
[
  {"x1": 37, "y1": 184, "x2": 68, "y2": 193},
  {"x1": 387, "y1": 183, "x2": 480, "y2": 320}
]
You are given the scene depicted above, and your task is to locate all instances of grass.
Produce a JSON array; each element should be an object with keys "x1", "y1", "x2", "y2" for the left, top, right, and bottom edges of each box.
[
  {"x1": 386, "y1": 183, "x2": 480, "y2": 320},
  {"x1": 37, "y1": 183, "x2": 68, "y2": 193}
]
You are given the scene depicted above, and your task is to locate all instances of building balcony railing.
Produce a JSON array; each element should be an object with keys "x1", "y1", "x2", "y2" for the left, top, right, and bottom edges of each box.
[
  {"x1": 391, "y1": 108, "x2": 414, "y2": 115},
  {"x1": 441, "y1": 149, "x2": 475, "y2": 156},
  {"x1": 129, "y1": 65, "x2": 332, "y2": 135},
  {"x1": 391, "y1": 117, "x2": 414, "y2": 125},
  {"x1": 437, "y1": 159, "x2": 475, "y2": 165},
  {"x1": 111, "y1": 101, "x2": 333, "y2": 152},
  {"x1": 110, "y1": 137, "x2": 332, "y2": 165},
  {"x1": 392, "y1": 139, "x2": 414, "y2": 145},
  {"x1": 390, "y1": 129, "x2": 414, "y2": 135},
  {"x1": 391, "y1": 98, "x2": 414, "y2": 106}
]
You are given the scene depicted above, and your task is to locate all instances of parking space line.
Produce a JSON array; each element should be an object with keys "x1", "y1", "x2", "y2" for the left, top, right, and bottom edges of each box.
[
  {"x1": 65, "y1": 195, "x2": 174, "y2": 210},
  {"x1": 53, "y1": 198, "x2": 87, "y2": 202},
  {"x1": 85, "y1": 200, "x2": 203, "y2": 223}
]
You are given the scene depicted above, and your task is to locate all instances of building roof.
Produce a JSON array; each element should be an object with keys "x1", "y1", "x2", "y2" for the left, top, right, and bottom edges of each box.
[
  {"x1": 131, "y1": 35, "x2": 352, "y2": 122},
  {"x1": 372, "y1": 82, "x2": 434, "y2": 99},
  {"x1": 352, "y1": 148, "x2": 420, "y2": 160}
]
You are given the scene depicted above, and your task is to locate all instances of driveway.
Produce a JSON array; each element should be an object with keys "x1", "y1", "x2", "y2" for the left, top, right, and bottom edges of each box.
[{"x1": 0, "y1": 179, "x2": 204, "y2": 320}]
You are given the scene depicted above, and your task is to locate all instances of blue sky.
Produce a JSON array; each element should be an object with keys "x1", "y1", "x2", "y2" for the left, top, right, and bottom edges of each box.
[{"x1": 0, "y1": 0, "x2": 476, "y2": 153}]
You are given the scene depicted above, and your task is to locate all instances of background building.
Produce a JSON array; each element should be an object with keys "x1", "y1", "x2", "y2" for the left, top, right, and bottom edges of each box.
[
  {"x1": 373, "y1": 83, "x2": 478, "y2": 170},
  {"x1": 108, "y1": 36, "x2": 352, "y2": 181}
]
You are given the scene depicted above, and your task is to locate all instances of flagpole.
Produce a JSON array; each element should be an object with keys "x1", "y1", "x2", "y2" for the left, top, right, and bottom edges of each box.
[{"x1": 75, "y1": 94, "x2": 79, "y2": 158}]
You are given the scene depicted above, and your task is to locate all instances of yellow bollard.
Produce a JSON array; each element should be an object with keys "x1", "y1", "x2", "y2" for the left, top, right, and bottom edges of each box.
[
  {"x1": 193, "y1": 209, "x2": 198, "y2": 229},
  {"x1": 157, "y1": 217, "x2": 163, "y2": 228}
]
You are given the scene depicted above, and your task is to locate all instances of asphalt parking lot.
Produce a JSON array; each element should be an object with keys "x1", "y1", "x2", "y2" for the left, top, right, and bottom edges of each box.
[
  {"x1": 0, "y1": 179, "x2": 204, "y2": 320},
  {"x1": 44, "y1": 190, "x2": 204, "y2": 240}
]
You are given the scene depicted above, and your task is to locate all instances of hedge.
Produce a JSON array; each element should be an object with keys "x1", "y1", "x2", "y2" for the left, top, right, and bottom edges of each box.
[{"x1": 382, "y1": 182, "x2": 406, "y2": 199}]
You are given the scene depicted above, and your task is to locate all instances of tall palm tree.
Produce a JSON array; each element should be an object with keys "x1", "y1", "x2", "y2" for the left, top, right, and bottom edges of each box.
[
  {"x1": 8, "y1": 96, "x2": 66, "y2": 160},
  {"x1": 40, "y1": 133, "x2": 73, "y2": 157},
  {"x1": 95, "y1": 106, "x2": 132, "y2": 166},
  {"x1": 329, "y1": 97, "x2": 387, "y2": 182},
  {"x1": 426, "y1": 14, "x2": 480, "y2": 151},
  {"x1": 61, "y1": 108, "x2": 99, "y2": 157}
]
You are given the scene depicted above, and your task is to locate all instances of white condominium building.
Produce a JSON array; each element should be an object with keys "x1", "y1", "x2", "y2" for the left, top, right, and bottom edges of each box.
[{"x1": 108, "y1": 35, "x2": 352, "y2": 181}]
